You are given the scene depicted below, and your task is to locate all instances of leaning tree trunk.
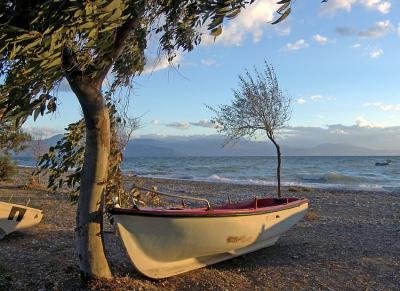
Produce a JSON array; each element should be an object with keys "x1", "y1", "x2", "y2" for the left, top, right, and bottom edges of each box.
[
  {"x1": 270, "y1": 138, "x2": 282, "y2": 198},
  {"x1": 68, "y1": 78, "x2": 113, "y2": 281}
]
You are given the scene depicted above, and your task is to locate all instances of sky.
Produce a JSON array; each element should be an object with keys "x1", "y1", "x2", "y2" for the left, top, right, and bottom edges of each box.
[{"x1": 23, "y1": 0, "x2": 400, "y2": 149}]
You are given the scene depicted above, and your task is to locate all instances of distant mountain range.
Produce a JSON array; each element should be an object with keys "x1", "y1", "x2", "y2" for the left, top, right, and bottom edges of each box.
[{"x1": 16, "y1": 134, "x2": 399, "y2": 157}]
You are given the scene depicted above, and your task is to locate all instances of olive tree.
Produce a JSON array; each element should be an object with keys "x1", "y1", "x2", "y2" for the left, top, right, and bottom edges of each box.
[
  {"x1": 39, "y1": 110, "x2": 140, "y2": 205},
  {"x1": 1, "y1": 0, "x2": 293, "y2": 281},
  {"x1": 210, "y1": 62, "x2": 291, "y2": 198},
  {"x1": 0, "y1": 121, "x2": 31, "y2": 155}
]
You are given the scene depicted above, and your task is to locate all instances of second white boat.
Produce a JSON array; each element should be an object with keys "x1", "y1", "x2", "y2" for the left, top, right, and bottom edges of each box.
[{"x1": 0, "y1": 201, "x2": 43, "y2": 239}]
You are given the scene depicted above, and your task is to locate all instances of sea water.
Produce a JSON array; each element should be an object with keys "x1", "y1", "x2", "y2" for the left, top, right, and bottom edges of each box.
[
  {"x1": 121, "y1": 156, "x2": 400, "y2": 193},
  {"x1": 15, "y1": 156, "x2": 400, "y2": 193}
]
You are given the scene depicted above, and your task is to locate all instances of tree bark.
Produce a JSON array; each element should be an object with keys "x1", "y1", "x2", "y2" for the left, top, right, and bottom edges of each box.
[
  {"x1": 270, "y1": 138, "x2": 282, "y2": 198},
  {"x1": 67, "y1": 77, "x2": 112, "y2": 282}
]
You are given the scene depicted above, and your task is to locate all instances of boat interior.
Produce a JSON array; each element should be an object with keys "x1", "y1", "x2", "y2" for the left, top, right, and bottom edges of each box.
[{"x1": 213, "y1": 197, "x2": 301, "y2": 210}]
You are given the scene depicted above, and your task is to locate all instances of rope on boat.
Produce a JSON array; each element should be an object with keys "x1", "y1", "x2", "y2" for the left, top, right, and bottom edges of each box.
[{"x1": 130, "y1": 185, "x2": 212, "y2": 210}]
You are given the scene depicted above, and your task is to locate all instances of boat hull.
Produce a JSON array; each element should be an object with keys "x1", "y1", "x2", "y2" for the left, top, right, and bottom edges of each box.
[
  {"x1": 0, "y1": 201, "x2": 43, "y2": 239},
  {"x1": 112, "y1": 200, "x2": 308, "y2": 279}
]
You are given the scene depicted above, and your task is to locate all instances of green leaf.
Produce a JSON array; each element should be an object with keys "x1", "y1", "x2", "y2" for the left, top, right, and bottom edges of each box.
[
  {"x1": 216, "y1": 6, "x2": 233, "y2": 16},
  {"x1": 210, "y1": 26, "x2": 223, "y2": 37},
  {"x1": 277, "y1": 2, "x2": 290, "y2": 14},
  {"x1": 33, "y1": 108, "x2": 41, "y2": 121},
  {"x1": 270, "y1": 8, "x2": 291, "y2": 25},
  {"x1": 226, "y1": 8, "x2": 241, "y2": 20},
  {"x1": 107, "y1": 8, "x2": 122, "y2": 22},
  {"x1": 79, "y1": 22, "x2": 96, "y2": 30},
  {"x1": 21, "y1": 39, "x2": 42, "y2": 54},
  {"x1": 276, "y1": 0, "x2": 291, "y2": 4},
  {"x1": 15, "y1": 33, "x2": 37, "y2": 42},
  {"x1": 43, "y1": 58, "x2": 61, "y2": 69},
  {"x1": 209, "y1": 17, "x2": 224, "y2": 30},
  {"x1": 102, "y1": 0, "x2": 122, "y2": 13}
]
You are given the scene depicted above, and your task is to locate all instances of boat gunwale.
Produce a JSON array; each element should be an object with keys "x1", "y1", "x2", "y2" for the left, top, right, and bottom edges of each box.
[
  {"x1": 109, "y1": 197, "x2": 308, "y2": 218},
  {"x1": 0, "y1": 201, "x2": 43, "y2": 213}
]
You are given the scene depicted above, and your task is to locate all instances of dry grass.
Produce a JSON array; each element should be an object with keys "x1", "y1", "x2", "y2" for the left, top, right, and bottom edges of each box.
[
  {"x1": 304, "y1": 210, "x2": 319, "y2": 221},
  {"x1": 288, "y1": 186, "x2": 313, "y2": 193}
]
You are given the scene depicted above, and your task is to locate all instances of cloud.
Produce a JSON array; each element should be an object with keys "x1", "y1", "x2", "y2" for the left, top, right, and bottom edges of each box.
[
  {"x1": 285, "y1": 39, "x2": 309, "y2": 51},
  {"x1": 310, "y1": 95, "x2": 336, "y2": 101},
  {"x1": 320, "y1": 0, "x2": 391, "y2": 15},
  {"x1": 23, "y1": 126, "x2": 63, "y2": 138},
  {"x1": 313, "y1": 34, "x2": 329, "y2": 45},
  {"x1": 151, "y1": 119, "x2": 160, "y2": 125},
  {"x1": 352, "y1": 43, "x2": 361, "y2": 48},
  {"x1": 330, "y1": 128, "x2": 348, "y2": 135},
  {"x1": 200, "y1": 59, "x2": 217, "y2": 67},
  {"x1": 320, "y1": 0, "x2": 357, "y2": 15},
  {"x1": 275, "y1": 26, "x2": 291, "y2": 36},
  {"x1": 189, "y1": 119, "x2": 221, "y2": 129},
  {"x1": 335, "y1": 27, "x2": 355, "y2": 36},
  {"x1": 296, "y1": 97, "x2": 306, "y2": 104},
  {"x1": 336, "y1": 20, "x2": 392, "y2": 39},
  {"x1": 143, "y1": 52, "x2": 183, "y2": 74},
  {"x1": 359, "y1": 20, "x2": 392, "y2": 38},
  {"x1": 284, "y1": 118, "x2": 400, "y2": 150},
  {"x1": 355, "y1": 116, "x2": 383, "y2": 128},
  {"x1": 364, "y1": 102, "x2": 400, "y2": 111},
  {"x1": 297, "y1": 95, "x2": 335, "y2": 104},
  {"x1": 360, "y1": 0, "x2": 391, "y2": 14},
  {"x1": 397, "y1": 23, "x2": 400, "y2": 37},
  {"x1": 369, "y1": 48, "x2": 384, "y2": 58},
  {"x1": 310, "y1": 95, "x2": 323, "y2": 101},
  {"x1": 165, "y1": 122, "x2": 191, "y2": 129},
  {"x1": 202, "y1": 0, "x2": 279, "y2": 46}
]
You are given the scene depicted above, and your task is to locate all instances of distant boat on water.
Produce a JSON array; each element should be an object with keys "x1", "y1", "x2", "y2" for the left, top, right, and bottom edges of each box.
[{"x1": 375, "y1": 160, "x2": 392, "y2": 166}]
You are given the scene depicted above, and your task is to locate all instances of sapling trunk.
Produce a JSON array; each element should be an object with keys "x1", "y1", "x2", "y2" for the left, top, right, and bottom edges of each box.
[{"x1": 270, "y1": 138, "x2": 282, "y2": 198}]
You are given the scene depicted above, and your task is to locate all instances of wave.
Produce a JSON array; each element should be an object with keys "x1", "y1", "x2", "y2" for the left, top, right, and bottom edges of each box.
[
  {"x1": 184, "y1": 174, "x2": 392, "y2": 193},
  {"x1": 207, "y1": 174, "x2": 236, "y2": 183},
  {"x1": 206, "y1": 174, "x2": 298, "y2": 187},
  {"x1": 301, "y1": 172, "x2": 361, "y2": 184}
]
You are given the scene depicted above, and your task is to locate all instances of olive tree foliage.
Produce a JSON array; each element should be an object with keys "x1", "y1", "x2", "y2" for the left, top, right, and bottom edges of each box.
[
  {"x1": 0, "y1": 0, "x2": 294, "y2": 117},
  {"x1": 29, "y1": 131, "x2": 47, "y2": 185},
  {"x1": 38, "y1": 106, "x2": 140, "y2": 205},
  {"x1": 209, "y1": 62, "x2": 291, "y2": 198},
  {"x1": 0, "y1": 121, "x2": 31, "y2": 155},
  {"x1": 0, "y1": 0, "x2": 294, "y2": 281}
]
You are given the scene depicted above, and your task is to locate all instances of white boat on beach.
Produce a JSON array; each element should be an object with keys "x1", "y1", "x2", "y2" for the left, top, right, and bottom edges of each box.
[
  {"x1": 0, "y1": 201, "x2": 43, "y2": 239},
  {"x1": 110, "y1": 187, "x2": 308, "y2": 279}
]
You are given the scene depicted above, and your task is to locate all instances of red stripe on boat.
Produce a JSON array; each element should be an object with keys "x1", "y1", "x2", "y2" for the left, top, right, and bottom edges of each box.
[{"x1": 109, "y1": 197, "x2": 308, "y2": 217}]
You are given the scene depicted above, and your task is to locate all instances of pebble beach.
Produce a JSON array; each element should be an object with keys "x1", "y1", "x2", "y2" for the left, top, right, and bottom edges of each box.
[{"x1": 0, "y1": 168, "x2": 399, "y2": 290}]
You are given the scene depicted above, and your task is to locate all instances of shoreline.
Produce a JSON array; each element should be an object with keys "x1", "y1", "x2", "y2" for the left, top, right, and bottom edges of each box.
[
  {"x1": 16, "y1": 164, "x2": 400, "y2": 194},
  {"x1": 125, "y1": 173, "x2": 399, "y2": 194}
]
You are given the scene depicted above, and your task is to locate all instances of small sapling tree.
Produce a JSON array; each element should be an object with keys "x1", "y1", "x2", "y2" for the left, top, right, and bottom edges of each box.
[{"x1": 209, "y1": 62, "x2": 291, "y2": 198}]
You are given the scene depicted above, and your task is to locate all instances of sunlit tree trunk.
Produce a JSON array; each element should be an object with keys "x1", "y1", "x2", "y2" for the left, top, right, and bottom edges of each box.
[{"x1": 67, "y1": 77, "x2": 112, "y2": 281}]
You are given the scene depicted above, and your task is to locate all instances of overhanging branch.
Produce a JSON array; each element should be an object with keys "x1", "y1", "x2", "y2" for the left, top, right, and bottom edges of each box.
[
  {"x1": 61, "y1": 45, "x2": 83, "y2": 81},
  {"x1": 94, "y1": 6, "x2": 146, "y2": 84}
]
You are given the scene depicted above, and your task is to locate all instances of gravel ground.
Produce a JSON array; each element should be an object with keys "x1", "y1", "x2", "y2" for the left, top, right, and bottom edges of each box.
[{"x1": 1, "y1": 169, "x2": 399, "y2": 290}]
